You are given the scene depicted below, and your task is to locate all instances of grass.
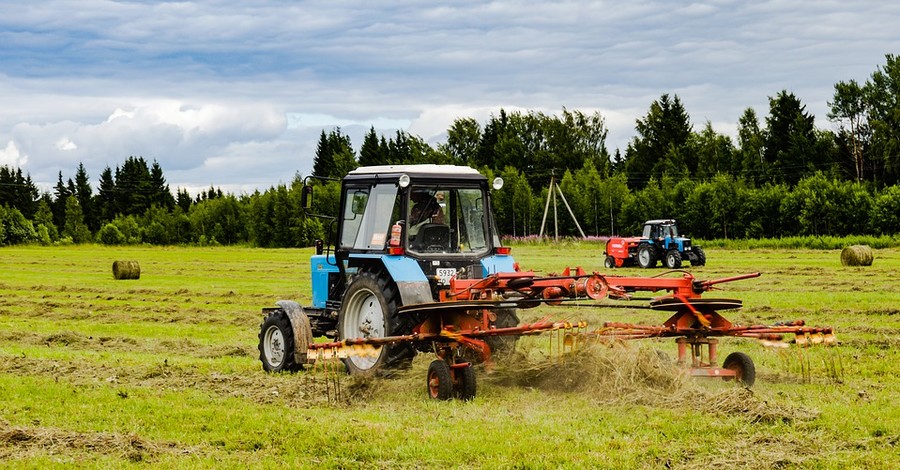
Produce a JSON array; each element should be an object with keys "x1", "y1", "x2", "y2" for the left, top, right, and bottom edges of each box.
[{"x1": 1, "y1": 243, "x2": 898, "y2": 468}]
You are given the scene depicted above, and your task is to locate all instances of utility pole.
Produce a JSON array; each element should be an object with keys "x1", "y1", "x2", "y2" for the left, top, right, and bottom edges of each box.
[{"x1": 539, "y1": 171, "x2": 587, "y2": 239}]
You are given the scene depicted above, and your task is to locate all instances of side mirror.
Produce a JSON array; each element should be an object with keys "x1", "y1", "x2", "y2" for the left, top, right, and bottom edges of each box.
[
  {"x1": 351, "y1": 191, "x2": 368, "y2": 215},
  {"x1": 301, "y1": 185, "x2": 313, "y2": 210}
]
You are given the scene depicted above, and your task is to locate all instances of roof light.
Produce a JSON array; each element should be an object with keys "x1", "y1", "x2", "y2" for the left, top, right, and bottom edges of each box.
[
  {"x1": 398, "y1": 174, "x2": 410, "y2": 188},
  {"x1": 492, "y1": 177, "x2": 504, "y2": 190}
]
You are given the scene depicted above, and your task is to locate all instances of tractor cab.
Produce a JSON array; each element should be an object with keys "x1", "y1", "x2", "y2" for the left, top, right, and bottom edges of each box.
[
  {"x1": 642, "y1": 219, "x2": 681, "y2": 246},
  {"x1": 333, "y1": 166, "x2": 511, "y2": 295}
]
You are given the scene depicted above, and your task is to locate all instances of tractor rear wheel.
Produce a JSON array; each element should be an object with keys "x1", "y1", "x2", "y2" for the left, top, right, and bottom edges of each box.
[
  {"x1": 427, "y1": 360, "x2": 453, "y2": 400},
  {"x1": 604, "y1": 256, "x2": 616, "y2": 269},
  {"x1": 723, "y1": 351, "x2": 756, "y2": 387},
  {"x1": 338, "y1": 271, "x2": 415, "y2": 377},
  {"x1": 691, "y1": 247, "x2": 707, "y2": 266},
  {"x1": 665, "y1": 250, "x2": 682, "y2": 269},
  {"x1": 637, "y1": 244, "x2": 657, "y2": 268},
  {"x1": 258, "y1": 310, "x2": 303, "y2": 373}
]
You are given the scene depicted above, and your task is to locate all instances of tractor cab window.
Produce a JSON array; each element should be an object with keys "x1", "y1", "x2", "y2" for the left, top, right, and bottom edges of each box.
[
  {"x1": 663, "y1": 224, "x2": 678, "y2": 238},
  {"x1": 340, "y1": 184, "x2": 399, "y2": 250},
  {"x1": 407, "y1": 186, "x2": 488, "y2": 255}
]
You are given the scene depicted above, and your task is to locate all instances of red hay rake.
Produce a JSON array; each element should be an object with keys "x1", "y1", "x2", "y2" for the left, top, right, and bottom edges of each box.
[{"x1": 300, "y1": 268, "x2": 834, "y2": 399}]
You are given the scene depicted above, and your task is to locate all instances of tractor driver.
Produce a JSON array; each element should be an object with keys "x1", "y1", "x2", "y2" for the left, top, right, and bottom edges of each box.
[{"x1": 408, "y1": 190, "x2": 445, "y2": 237}]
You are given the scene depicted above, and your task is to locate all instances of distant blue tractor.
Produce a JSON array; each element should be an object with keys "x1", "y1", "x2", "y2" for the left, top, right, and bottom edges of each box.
[
  {"x1": 634, "y1": 219, "x2": 706, "y2": 269},
  {"x1": 257, "y1": 165, "x2": 519, "y2": 377}
]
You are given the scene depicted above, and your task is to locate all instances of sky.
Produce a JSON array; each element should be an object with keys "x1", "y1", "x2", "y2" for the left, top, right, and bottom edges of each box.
[{"x1": 1, "y1": 1, "x2": 898, "y2": 196}]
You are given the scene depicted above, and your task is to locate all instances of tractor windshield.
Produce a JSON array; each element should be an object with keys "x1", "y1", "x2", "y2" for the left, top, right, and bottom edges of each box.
[
  {"x1": 643, "y1": 223, "x2": 679, "y2": 239},
  {"x1": 663, "y1": 224, "x2": 678, "y2": 238},
  {"x1": 407, "y1": 185, "x2": 488, "y2": 255}
]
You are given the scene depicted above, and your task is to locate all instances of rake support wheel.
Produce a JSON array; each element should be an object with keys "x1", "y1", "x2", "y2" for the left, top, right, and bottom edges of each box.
[
  {"x1": 722, "y1": 351, "x2": 756, "y2": 387},
  {"x1": 427, "y1": 360, "x2": 453, "y2": 400},
  {"x1": 454, "y1": 364, "x2": 477, "y2": 401}
]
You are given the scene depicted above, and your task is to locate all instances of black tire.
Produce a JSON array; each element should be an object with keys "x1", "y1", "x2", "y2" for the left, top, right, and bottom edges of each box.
[
  {"x1": 604, "y1": 256, "x2": 616, "y2": 269},
  {"x1": 258, "y1": 309, "x2": 303, "y2": 373},
  {"x1": 485, "y1": 308, "x2": 520, "y2": 359},
  {"x1": 338, "y1": 270, "x2": 415, "y2": 377},
  {"x1": 691, "y1": 246, "x2": 707, "y2": 267},
  {"x1": 637, "y1": 244, "x2": 657, "y2": 268},
  {"x1": 665, "y1": 249, "x2": 683, "y2": 269},
  {"x1": 427, "y1": 360, "x2": 453, "y2": 400},
  {"x1": 722, "y1": 351, "x2": 756, "y2": 387},
  {"x1": 454, "y1": 364, "x2": 477, "y2": 401}
]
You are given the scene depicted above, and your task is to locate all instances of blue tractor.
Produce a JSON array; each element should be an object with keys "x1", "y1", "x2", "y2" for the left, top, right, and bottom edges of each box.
[
  {"x1": 634, "y1": 219, "x2": 706, "y2": 269},
  {"x1": 257, "y1": 165, "x2": 519, "y2": 377}
]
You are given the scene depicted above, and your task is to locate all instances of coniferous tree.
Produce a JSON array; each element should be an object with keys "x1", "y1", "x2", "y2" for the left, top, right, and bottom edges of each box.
[
  {"x1": 764, "y1": 91, "x2": 819, "y2": 185},
  {"x1": 149, "y1": 160, "x2": 176, "y2": 209},
  {"x1": 74, "y1": 163, "x2": 98, "y2": 231},
  {"x1": 359, "y1": 127, "x2": 386, "y2": 167},
  {"x1": 623, "y1": 94, "x2": 693, "y2": 188},
  {"x1": 96, "y1": 166, "x2": 117, "y2": 222},
  {"x1": 312, "y1": 128, "x2": 355, "y2": 178},
  {"x1": 736, "y1": 108, "x2": 767, "y2": 185},
  {"x1": 312, "y1": 130, "x2": 334, "y2": 178},
  {"x1": 0, "y1": 166, "x2": 38, "y2": 218},
  {"x1": 51, "y1": 172, "x2": 70, "y2": 232},
  {"x1": 176, "y1": 188, "x2": 192, "y2": 212}
]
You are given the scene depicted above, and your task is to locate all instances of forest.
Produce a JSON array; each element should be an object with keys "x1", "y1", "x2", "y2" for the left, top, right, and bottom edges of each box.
[{"x1": 1, "y1": 54, "x2": 899, "y2": 247}]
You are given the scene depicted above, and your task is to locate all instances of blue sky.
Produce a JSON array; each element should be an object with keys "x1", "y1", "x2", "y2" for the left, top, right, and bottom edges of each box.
[{"x1": 1, "y1": 1, "x2": 898, "y2": 195}]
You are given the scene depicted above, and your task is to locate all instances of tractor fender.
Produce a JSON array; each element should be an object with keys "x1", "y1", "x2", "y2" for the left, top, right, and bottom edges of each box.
[
  {"x1": 275, "y1": 300, "x2": 314, "y2": 364},
  {"x1": 350, "y1": 254, "x2": 433, "y2": 306},
  {"x1": 480, "y1": 254, "x2": 516, "y2": 276}
]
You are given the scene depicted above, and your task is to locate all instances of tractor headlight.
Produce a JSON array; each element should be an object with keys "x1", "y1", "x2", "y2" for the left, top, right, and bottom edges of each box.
[
  {"x1": 398, "y1": 174, "x2": 410, "y2": 188},
  {"x1": 492, "y1": 177, "x2": 504, "y2": 190}
]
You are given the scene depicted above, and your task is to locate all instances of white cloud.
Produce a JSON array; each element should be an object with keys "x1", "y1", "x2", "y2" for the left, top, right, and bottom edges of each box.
[
  {"x1": 56, "y1": 138, "x2": 77, "y2": 151},
  {"x1": 0, "y1": 141, "x2": 27, "y2": 167}
]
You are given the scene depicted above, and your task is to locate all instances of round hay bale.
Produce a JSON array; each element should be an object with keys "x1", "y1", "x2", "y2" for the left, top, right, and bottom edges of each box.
[
  {"x1": 840, "y1": 245, "x2": 874, "y2": 267},
  {"x1": 112, "y1": 260, "x2": 141, "y2": 280}
]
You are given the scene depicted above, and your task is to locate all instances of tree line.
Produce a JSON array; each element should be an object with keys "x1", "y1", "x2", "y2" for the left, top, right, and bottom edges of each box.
[{"x1": 1, "y1": 54, "x2": 899, "y2": 246}]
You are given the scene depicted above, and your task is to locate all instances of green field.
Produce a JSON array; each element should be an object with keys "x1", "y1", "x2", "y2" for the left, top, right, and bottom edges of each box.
[{"x1": 1, "y1": 244, "x2": 898, "y2": 468}]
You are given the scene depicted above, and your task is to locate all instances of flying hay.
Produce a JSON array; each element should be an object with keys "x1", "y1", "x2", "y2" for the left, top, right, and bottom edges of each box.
[
  {"x1": 840, "y1": 245, "x2": 873, "y2": 267},
  {"x1": 112, "y1": 260, "x2": 141, "y2": 280}
]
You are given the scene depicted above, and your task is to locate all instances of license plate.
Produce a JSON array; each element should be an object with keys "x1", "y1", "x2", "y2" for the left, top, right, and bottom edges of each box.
[{"x1": 435, "y1": 268, "x2": 457, "y2": 285}]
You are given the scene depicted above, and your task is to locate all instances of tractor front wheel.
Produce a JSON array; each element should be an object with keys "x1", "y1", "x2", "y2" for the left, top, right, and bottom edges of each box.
[
  {"x1": 637, "y1": 245, "x2": 657, "y2": 268},
  {"x1": 665, "y1": 250, "x2": 683, "y2": 269},
  {"x1": 427, "y1": 360, "x2": 453, "y2": 400},
  {"x1": 258, "y1": 310, "x2": 303, "y2": 373},
  {"x1": 723, "y1": 351, "x2": 756, "y2": 387}
]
